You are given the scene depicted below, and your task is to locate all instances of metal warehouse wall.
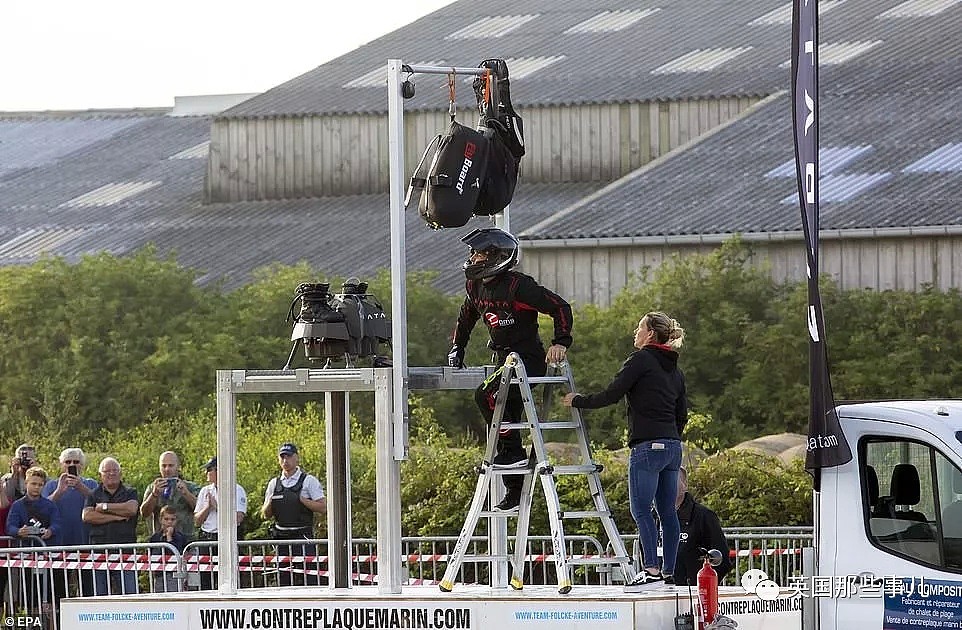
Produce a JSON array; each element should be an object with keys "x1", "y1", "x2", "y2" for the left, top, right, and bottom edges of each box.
[
  {"x1": 522, "y1": 235, "x2": 962, "y2": 307},
  {"x1": 205, "y1": 97, "x2": 761, "y2": 202}
]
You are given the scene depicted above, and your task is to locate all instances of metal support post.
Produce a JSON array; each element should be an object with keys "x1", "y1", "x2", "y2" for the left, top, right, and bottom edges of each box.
[
  {"x1": 216, "y1": 370, "x2": 239, "y2": 594},
  {"x1": 387, "y1": 59, "x2": 409, "y2": 461},
  {"x1": 374, "y1": 368, "x2": 402, "y2": 593},
  {"x1": 325, "y1": 391, "x2": 352, "y2": 589},
  {"x1": 386, "y1": 59, "x2": 501, "y2": 461}
]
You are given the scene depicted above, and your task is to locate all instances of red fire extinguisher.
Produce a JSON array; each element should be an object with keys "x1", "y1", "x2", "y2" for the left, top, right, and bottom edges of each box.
[{"x1": 697, "y1": 554, "x2": 718, "y2": 629}]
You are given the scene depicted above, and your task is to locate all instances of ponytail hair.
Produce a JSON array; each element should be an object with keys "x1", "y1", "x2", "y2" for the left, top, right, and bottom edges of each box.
[{"x1": 643, "y1": 311, "x2": 685, "y2": 350}]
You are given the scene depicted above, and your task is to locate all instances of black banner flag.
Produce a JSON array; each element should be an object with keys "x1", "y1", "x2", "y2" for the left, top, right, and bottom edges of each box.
[{"x1": 792, "y1": 0, "x2": 852, "y2": 483}]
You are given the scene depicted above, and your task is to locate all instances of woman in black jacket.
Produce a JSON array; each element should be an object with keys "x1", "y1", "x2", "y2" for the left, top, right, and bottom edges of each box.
[{"x1": 563, "y1": 311, "x2": 687, "y2": 587}]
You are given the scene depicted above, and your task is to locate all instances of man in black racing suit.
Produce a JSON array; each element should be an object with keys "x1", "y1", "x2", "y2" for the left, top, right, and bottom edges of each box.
[{"x1": 448, "y1": 227, "x2": 573, "y2": 511}]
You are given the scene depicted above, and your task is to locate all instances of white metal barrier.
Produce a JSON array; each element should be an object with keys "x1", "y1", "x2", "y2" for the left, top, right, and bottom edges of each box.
[
  {"x1": 0, "y1": 529, "x2": 813, "y2": 605},
  {"x1": 622, "y1": 526, "x2": 815, "y2": 586}
]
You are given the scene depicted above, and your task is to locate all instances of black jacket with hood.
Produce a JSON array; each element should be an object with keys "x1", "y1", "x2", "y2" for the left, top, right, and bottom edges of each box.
[
  {"x1": 571, "y1": 344, "x2": 686, "y2": 446},
  {"x1": 674, "y1": 492, "x2": 732, "y2": 586}
]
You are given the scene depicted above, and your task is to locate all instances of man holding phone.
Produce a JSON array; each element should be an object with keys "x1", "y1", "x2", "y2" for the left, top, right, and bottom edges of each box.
[
  {"x1": 141, "y1": 451, "x2": 200, "y2": 540},
  {"x1": 1, "y1": 444, "x2": 37, "y2": 504},
  {"x1": 44, "y1": 448, "x2": 99, "y2": 590}
]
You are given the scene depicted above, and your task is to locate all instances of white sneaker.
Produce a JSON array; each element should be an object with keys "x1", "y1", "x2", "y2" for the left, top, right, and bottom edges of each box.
[{"x1": 623, "y1": 571, "x2": 665, "y2": 593}]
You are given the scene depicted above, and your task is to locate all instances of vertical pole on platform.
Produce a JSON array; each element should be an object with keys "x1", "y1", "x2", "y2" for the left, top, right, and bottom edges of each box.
[
  {"x1": 216, "y1": 370, "x2": 238, "y2": 594},
  {"x1": 387, "y1": 58, "x2": 409, "y2": 462},
  {"x1": 326, "y1": 391, "x2": 352, "y2": 588},
  {"x1": 375, "y1": 368, "x2": 402, "y2": 593}
]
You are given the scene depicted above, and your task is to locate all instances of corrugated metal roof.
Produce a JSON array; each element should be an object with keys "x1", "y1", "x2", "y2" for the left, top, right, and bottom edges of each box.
[
  {"x1": 220, "y1": 0, "x2": 961, "y2": 118},
  {"x1": 0, "y1": 107, "x2": 600, "y2": 290},
  {"x1": 521, "y1": 87, "x2": 962, "y2": 241},
  {"x1": 0, "y1": 116, "x2": 146, "y2": 177}
]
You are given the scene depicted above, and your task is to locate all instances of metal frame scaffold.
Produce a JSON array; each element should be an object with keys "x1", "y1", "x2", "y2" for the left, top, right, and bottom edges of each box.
[
  {"x1": 388, "y1": 59, "x2": 508, "y2": 460},
  {"x1": 213, "y1": 60, "x2": 501, "y2": 597}
]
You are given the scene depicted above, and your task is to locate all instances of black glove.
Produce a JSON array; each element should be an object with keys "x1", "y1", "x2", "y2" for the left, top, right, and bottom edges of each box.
[{"x1": 447, "y1": 345, "x2": 465, "y2": 369}]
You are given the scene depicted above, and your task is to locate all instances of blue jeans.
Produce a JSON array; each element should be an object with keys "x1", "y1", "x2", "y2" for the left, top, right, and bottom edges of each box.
[
  {"x1": 94, "y1": 569, "x2": 138, "y2": 595},
  {"x1": 629, "y1": 439, "x2": 682, "y2": 575}
]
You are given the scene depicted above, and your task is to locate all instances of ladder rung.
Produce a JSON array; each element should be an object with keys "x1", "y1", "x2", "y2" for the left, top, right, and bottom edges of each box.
[
  {"x1": 536, "y1": 421, "x2": 581, "y2": 429},
  {"x1": 479, "y1": 510, "x2": 520, "y2": 518},
  {"x1": 562, "y1": 510, "x2": 610, "y2": 519},
  {"x1": 568, "y1": 556, "x2": 631, "y2": 566},
  {"x1": 545, "y1": 464, "x2": 603, "y2": 475},
  {"x1": 482, "y1": 467, "x2": 533, "y2": 476},
  {"x1": 525, "y1": 375, "x2": 570, "y2": 384},
  {"x1": 499, "y1": 422, "x2": 530, "y2": 430}
]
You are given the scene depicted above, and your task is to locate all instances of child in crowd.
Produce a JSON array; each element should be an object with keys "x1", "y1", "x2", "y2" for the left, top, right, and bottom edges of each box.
[
  {"x1": 149, "y1": 505, "x2": 187, "y2": 592},
  {"x1": 6, "y1": 466, "x2": 61, "y2": 545}
]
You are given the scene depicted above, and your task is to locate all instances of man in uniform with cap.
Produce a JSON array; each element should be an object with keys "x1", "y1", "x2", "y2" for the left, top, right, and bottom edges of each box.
[
  {"x1": 194, "y1": 456, "x2": 248, "y2": 590},
  {"x1": 261, "y1": 443, "x2": 325, "y2": 586}
]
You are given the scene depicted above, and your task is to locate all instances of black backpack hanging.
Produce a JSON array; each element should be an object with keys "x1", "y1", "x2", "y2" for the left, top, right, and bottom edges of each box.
[
  {"x1": 405, "y1": 61, "x2": 525, "y2": 228},
  {"x1": 472, "y1": 59, "x2": 524, "y2": 217},
  {"x1": 405, "y1": 119, "x2": 489, "y2": 229}
]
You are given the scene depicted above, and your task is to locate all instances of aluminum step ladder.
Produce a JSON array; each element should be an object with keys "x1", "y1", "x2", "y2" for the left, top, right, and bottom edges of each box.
[{"x1": 438, "y1": 352, "x2": 636, "y2": 594}]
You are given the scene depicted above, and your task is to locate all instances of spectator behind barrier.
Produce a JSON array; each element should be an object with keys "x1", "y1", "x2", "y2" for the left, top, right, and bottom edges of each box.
[
  {"x1": 43, "y1": 447, "x2": 98, "y2": 599},
  {"x1": 148, "y1": 505, "x2": 187, "y2": 593},
  {"x1": 1, "y1": 444, "x2": 38, "y2": 504},
  {"x1": 261, "y1": 443, "x2": 326, "y2": 586},
  {"x1": 83, "y1": 457, "x2": 139, "y2": 595},
  {"x1": 141, "y1": 451, "x2": 200, "y2": 540},
  {"x1": 194, "y1": 456, "x2": 248, "y2": 590},
  {"x1": 6, "y1": 466, "x2": 61, "y2": 545},
  {"x1": 673, "y1": 466, "x2": 732, "y2": 586}
]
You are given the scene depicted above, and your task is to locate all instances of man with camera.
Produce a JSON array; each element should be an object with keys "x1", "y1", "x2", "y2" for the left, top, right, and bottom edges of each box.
[
  {"x1": 6, "y1": 466, "x2": 61, "y2": 618},
  {"x1": 1, "y1": 444, "x2": 38, "y2": 504},
  {"x1": 140, "y1": 451, "x2": 200, "y2": 540},
  {"x1": 43, "y1": 448, "x2": 98, "y2": 598}
]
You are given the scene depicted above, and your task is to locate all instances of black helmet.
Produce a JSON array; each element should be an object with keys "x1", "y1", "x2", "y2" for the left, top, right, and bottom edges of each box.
[{"x1": 461, "y1": 227, "x2": 520, "y2": 280}]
